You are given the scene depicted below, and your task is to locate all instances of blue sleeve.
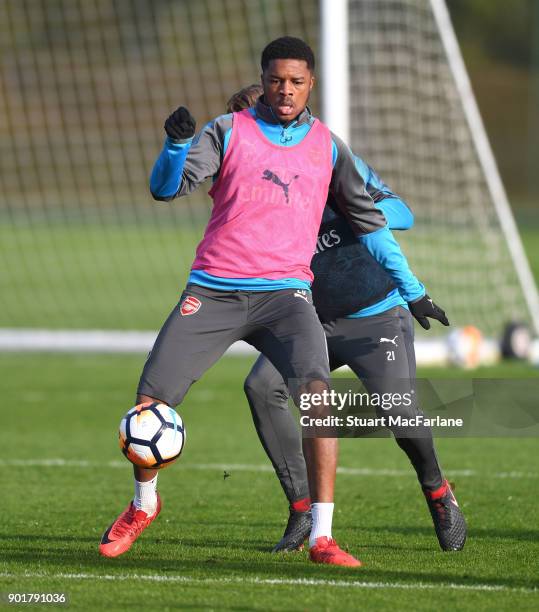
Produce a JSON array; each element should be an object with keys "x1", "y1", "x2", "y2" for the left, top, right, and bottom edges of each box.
[
  {"x1": 376, "y1": 198, "x2": 414, "y2": 230},
  {"x1": 365, "y1": 164, "x2": 390, "y2": 192},
  {"x1": 365, "y1": 164, "x2": 414, "y2": 230},
  {"x1": 149, "y1": 136, "x2": 193, "y2": 200},
  {"x1": 351, "y1": 155, "x2": 413, "y2": 230},
  {"x1": 359, "y1": 226, "x2": 425, "y2": 302}
]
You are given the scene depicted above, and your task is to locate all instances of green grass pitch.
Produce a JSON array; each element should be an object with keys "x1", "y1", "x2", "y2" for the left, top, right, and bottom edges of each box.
[
  {"x1": 1, "y1": 222, "x2": 538, "y2": 330},
  {"x1": 2, "y1": 354, "x2": 538, "y2": 610},
  {"x1": 2, "y1": 220, "x2": 538, "y2": 608}
]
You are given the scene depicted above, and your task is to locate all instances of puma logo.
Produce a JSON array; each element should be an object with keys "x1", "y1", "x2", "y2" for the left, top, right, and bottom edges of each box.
[
  {"x1": 262, "y1": 169, "x2": 299, "y2": 204},
  {"x1": 294, "y1": 290, "x2": 309, "y2": 302},
  {"x1": 379, "y1": 335, "x2": 398, "y2": 347}
]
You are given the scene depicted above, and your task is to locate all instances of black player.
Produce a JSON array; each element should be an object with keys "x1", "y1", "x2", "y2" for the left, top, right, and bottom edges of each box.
[
  {"x1": 100, "y1": 38, "x2": 446, "y2": 567},
  {"x1": 226, "y1": 85, "x2": 467, "y2": 554}
]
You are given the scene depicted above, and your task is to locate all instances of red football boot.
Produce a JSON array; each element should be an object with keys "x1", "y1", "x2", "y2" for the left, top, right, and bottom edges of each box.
[
  {"x1": 309, "y1": 536, "x2": 362, "y2": 567},
  {"x1": 99, "y1": 493, "x2": 161, "y2": 558}
]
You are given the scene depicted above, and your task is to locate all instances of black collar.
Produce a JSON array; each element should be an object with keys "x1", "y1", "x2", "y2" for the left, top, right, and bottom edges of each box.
[{"x1": 254, "y1": 97, "x2": 313, "y2": 127}]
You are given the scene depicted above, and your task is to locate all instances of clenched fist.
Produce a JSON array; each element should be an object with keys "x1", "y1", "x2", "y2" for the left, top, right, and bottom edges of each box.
[{"x1": 164, "y1": 106, "x2": 196, "y2": 141}]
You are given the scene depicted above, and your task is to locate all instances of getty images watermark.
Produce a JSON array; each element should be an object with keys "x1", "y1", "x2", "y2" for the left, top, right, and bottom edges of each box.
[
  {"x1": 299, "y1": 388, "x2": 463, "y2": 430},
  {"x1": 295, "y1": 378, "x2": 539, "y2": 438}
]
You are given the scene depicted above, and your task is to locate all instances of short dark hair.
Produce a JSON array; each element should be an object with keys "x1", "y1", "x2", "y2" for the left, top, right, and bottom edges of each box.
[
  {"x1": 226, "y1": 84, "x2": 263, "y2": 113},
  {"x1": 261, "y1": 36, "x2": 315, "y2": 72}
]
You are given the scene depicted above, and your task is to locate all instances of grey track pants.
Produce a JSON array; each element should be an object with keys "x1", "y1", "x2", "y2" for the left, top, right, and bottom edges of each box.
[
  {"x1": 244, "y1": 306, "x2": 443, "y2": 502},
  {"x1": 138, "y1": 284, "x2": 330, "y2": 407}
]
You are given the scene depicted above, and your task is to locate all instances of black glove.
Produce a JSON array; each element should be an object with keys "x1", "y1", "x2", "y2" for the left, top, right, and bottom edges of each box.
[
  {"x1": 164, "y1": 106, "x2": 196, "y2": 140},
  {"x1": 408, "y1": 294, "x2": 450, "y2": 330}
]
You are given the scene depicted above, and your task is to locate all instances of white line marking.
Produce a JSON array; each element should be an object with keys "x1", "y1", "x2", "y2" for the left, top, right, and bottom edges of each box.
[
  {"x1": 0, "y1": 329, "x2": 465, "y2": 366},
  {"x1": 0, "y1": 572, "x2": 536, "y2": 594},
  {"x1": 3, "y1": 459, "x2": 538, "y2": 479}
]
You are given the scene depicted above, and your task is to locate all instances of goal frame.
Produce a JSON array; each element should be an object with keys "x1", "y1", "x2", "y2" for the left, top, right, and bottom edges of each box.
[{"x1": 320, "y1": 0, "x2": 539, "y2": 334}]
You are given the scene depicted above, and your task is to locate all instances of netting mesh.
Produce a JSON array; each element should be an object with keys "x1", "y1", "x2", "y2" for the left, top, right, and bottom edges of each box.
[
  {"x1": 0, "y1": 0, "x2": 317, "y2": 329},
  {"x1": 0, "y1": 0, "x2": 531, "y2": 336},
  {"x1": 348, "y1": 0, "x2": 530, "y2": 335}
]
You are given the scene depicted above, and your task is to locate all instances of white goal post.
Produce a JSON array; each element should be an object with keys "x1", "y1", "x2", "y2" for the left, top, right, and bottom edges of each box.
[
  {"x1": 320, "y1": 0, "x2": 539, "y2": 338},
  {"x1": 429, "y1": 0, "x2": 539, "y2": 335}
]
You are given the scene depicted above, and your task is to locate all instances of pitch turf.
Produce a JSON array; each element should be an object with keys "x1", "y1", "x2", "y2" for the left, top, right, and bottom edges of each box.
[
  {"x1": 2, "y1": 354, "x2": 538, "y2": 610},
  {"x1": 2, "y1": 221, "x2": 538, "y2": 330}
]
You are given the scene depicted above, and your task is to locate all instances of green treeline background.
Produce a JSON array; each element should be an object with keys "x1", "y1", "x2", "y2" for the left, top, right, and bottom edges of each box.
[{"x1": 449, "y1": 0, "x2": 539, "y2": 212}]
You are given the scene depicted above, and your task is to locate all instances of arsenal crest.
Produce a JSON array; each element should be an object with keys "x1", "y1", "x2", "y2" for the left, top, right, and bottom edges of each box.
[{"x1": 180, "y1": 295, "x2": 201, "y2": 316}]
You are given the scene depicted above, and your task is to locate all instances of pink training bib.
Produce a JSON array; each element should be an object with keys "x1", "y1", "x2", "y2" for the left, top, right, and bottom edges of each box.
[{"x1": 191, "y1": 109, "x2": 333, "y2": 282}]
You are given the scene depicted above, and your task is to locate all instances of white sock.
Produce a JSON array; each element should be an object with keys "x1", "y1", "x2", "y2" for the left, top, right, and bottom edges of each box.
[
  {"x1": 309, "y1": 502, "x2": 334, "y2": 547},
  {"x1": 134, "y1": 475, "x2": 158, "y2": 515}
]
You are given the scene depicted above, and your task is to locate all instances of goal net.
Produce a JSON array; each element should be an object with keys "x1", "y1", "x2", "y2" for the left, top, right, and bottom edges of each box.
[
  {"x1": 0, "y1": 0, "x2": 318, "y2": 334},
  {"x1": 347, "y1": 0, "x2": 538, "y2": 337},
  {"x1": 1, "y1": 0, "x2": 536, "y2": 348}
]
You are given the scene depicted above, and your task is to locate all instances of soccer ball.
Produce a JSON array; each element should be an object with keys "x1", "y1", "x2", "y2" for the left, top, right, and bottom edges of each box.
[{"x1": 119, "y1": 402, "x2": 185, "y2": 469}]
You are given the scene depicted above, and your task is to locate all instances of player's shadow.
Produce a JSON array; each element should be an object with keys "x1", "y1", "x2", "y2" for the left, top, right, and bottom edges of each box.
[
  {"x1": 334, "y1": 567, "x2": 536, "y2": 591},
  {"x1": 0, "y1": 534, "x2": 97, "y2": 543},
  {"x1": 153, "y1": 536, "x2": 274, "y2": 553},
  {"x1": 3, "y1": 537, "x2": 537, "y2": 592},
  {"x1": 0, "y1": 531, "x2": 278, "y2": 556},
  {"x1": 0, "y1": 532, "x2": 426, "y2": 554},
  {"x1": 172, "y1": 518, "x2": 284, "y2": 530},
  {"x1": 361, "y1": 524, "x2": 539, "y2": 543}
]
